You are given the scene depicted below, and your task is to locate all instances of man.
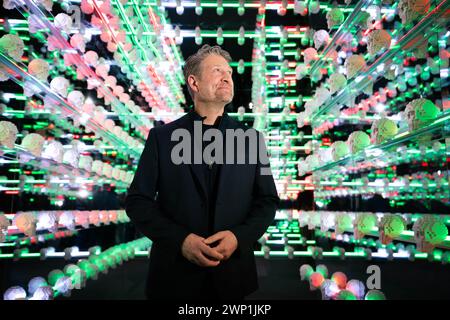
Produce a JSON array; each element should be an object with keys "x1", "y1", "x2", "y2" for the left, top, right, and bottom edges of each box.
[{"x1": 125, "y1": 45, "x2": 280, "y2": 300}]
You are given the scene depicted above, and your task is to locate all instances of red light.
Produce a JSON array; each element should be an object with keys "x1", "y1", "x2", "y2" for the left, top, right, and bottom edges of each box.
[{"x1": 5, "y1": 191, "x2": 19, "y2": 195}]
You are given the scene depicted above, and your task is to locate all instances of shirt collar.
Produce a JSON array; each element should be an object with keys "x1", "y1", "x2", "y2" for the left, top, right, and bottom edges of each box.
[{"x1": 189, "y1": 108, "x2": 227, "y2": 128}]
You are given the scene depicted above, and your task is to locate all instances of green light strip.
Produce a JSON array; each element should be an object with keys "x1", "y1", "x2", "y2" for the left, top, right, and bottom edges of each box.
[{"x1": 127, "y1": 1, "x2": 355, "y2": 12}]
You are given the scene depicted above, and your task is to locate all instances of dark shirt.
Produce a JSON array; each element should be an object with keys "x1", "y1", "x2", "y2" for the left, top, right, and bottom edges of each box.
[{"x1": 190, "y1": 109, "x2": 223, "y2": 235}]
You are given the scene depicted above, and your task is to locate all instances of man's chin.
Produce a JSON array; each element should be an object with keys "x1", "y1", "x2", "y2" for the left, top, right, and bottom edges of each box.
[{"x1": 220, "y1": 95, "x2": 234, "y2": 104}]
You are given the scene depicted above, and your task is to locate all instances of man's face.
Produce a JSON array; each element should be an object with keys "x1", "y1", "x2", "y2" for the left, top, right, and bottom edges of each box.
[{"x1": 191, "y1": 54, "x2": 234, "y2": 104}]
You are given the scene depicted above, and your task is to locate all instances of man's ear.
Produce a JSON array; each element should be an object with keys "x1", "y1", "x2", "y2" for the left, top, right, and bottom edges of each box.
[{"x1": 187, "y1": 75, "x2": 199, "y2": 94}]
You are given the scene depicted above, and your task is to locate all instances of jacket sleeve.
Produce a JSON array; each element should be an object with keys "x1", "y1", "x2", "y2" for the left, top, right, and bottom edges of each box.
[
  {"x1": 230, "y1": 131, "x2": 280, "y2": 250},
  {"x1": 125, "y1": 128, "x2": 190, "y2": 249}
]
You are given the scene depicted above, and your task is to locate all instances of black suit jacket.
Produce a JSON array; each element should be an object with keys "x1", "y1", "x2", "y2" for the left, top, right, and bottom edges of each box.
[{"x1": 125, "y1": 110, "x2": 280, "y2": 299}]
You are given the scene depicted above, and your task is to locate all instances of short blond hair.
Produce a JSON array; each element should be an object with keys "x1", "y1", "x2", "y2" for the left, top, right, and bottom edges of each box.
[{"x1": 183, "y1": 44, "x2": 232, "y2": 100}]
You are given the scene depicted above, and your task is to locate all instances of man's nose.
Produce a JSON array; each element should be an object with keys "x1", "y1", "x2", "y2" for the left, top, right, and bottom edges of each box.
[{"x1": 221, "y1": 73, "x2": 232, "y2": 83}]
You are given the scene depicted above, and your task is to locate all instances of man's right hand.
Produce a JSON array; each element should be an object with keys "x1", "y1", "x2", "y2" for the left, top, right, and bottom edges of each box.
[{"x1": 181, "y1": 233, "x2": 224, "y2": 267}]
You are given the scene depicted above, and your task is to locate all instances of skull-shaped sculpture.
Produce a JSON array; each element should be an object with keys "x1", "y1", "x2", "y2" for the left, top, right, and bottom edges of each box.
[
  {"x1": 120, "y1": 170, "x2": 128, "y2": 182},
  {"x1": 295, "y1": 63, "x2": 308, "y2": 80},
  {"x1": 99, "y1": 210, "x2": 109, "y2": 225},
  {"x1": 370, "y1": 118, "x2": 398, "y2": 144},
  {"x1": 30, "y1": 286, "x2": 53, "y2": 300},
  {"x1": 112, "y1": 167, "x2": 121, "y2": 181},
  {"x1": 109, "y1": 210, "x2": 118, "y2": 223},
  {"x1": 347, "y1": 131, "x2": 371, "y2": 154},
  {"x1": 93, "y1": 106, "x2": 107, "y2": 124},
  {"x1": 307, "y1": 212, "x2": 321, "y2": 230},
  {"x1": 379, "y1": 214, "x2": 406, "y2": 244},
  {"x1": 305, "y1": 154, "x2": 320, "y2": 172},
  {"x1": 321, "y1": 279, "x2": 340, "y2": 300},
  {"x1": 50, "y1": 77, "x2": 70, "y2": 98},
  {"x1": 346, "y1": 279, "x2": 365, "y2": 300},
  {"x1": 37, "y1": 211, "x2": 58, "y2": 232},
  {"x1": 298, "y1": 211, "x2": 309, "y2": 228},
  {"x1": 102, "y1": 163, "x2": 113, "y2": 178},
  {"x1": 28, "y1": 277, "x2": 48, "y2": 297},
  {"x1": 316, "y1": 264, "x2": 328, "y2": 278},
  {"x1": 0, "y1": 121, "x2": 18, "y2": 149},
  {"x1": 336, "y1": 290, "x2": 357, "y2": 300},
  {"x1": 59, "y1": 211, "x2": 76, "y2": 230},
  {"x1": 328, "y1": 73, "x2": 347, "y2": 94},
  {"x1": 413, "y1": 215, "x2": 448, "y2": 253},
  {"x1": 313, "y1": 30, "x2": 330, "y2": 50},
  {"x1": 0, "y1": 34, "x2": 25, "y2": 62},
  {"x1": 113, "y1": 125, "x2": 124, "y2": 138},
  {"x1": 54, "y1": 13, "x2": 72, "y2": 33},
  {"x1": 42, "y1": 140, "x2": 64, "y2": 162},
  {"x1": 78, "y1": 155, "x2": 93, "y2": 172},
  {"x1": 0, "y1": 213, "x2": 11, "y2": 242},
  {"x1": 326, "y1": 7, "x2": 344, "y2": 29},
  {"x1": 74, "y1": 211, "x2": 90, "y2": 228},
  {"x1": 367, "y1": 29, "x2": 391, "y2": 56},
  {"x1": 63, "y1": 149, "x2": 80, "y2": 168},
  {"x1": 314, "y1": 87, "x2": 331, "y2": 107},
  {"x1": 303, "y1": 47, "x2": 319, "y2": 65},
  {"x1": 28, "y1": 59, "x2": 50, "y2": 82},
  {"x1": 335, "y1": 212, "x2": 353, "y2": 234},
  {"x1": 3, "y1": 286, "x2": 27, "y2": 300},
  {"x1": 353, "y1": 213, "x2": 377, "y2": 240},
  {"x1": 64, "y1": 264, "x2": 87, "y2": 289},
  {"x1": 14, "y1": 212, "x2": 37, "y2": 237},
  {"x1": 67, "y1": 90, "x2": 85, "y2": 109},
  {"x1": 331, "y1": 141, "x2": 349, "y2": 161},
  {"x1": 309, "y1": 272, "x2": 325, "y2": 290},
  {"x1": 320, "y1": 212, "x2": 335, "y2": 232},
  {"x1": 365, "y1": 289, "x2": 386, "y2": 300},
  {"x1": 345, "y1": 54, "x2": 366, "y2": 78},
  {"x1": 89, "y1": 210, "x2": 101, "y2": 226},
  {"x1": 404, "y1": 98, "x2": 440, "y2": 131},
  {"x1": 70, "y1": 33, "x2": 86, "y2": 53},
  {"x1": 92, "y1": 160, "x2": 104, "y2": 176},
  {"x1": 397, "y1": 0, "x2": 430, "y2": 25},
  {"x1": 331, "y1": 271, "x2": 348, "y2": 289},
  {"x1": 83, "y1": 51, "x2": 99, "y2": 67}
]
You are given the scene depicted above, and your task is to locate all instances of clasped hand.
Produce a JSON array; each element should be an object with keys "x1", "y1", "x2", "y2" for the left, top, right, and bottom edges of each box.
[{"x1": 181, "y1": 231, "x2": 238, "y2": 267}]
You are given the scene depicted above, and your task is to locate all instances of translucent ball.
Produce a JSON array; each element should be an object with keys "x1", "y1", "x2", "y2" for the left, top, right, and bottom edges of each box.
[
  {"x1": 347, "y1": 131, "x2": 370, "y2": 154},
  {"x1": 331, "y1": 141, "x2": 349, "y2": 161},
  {"x1": 321, "y1": 279, "x2": 340, "y2": 299},
  {"x1": 336, "y1": 289, "x2": 357, "y2": 300},
  {"x1": 424, "y1": 220, "x2": 448, "y2": 245},
  {"x1": 309, "y1": 272, "x2": 325, "y2": 289},
  {"x1": 355, "y1": 213, "x2": 377, "y2": 235},
  {"x1": 48, "y1": 269, "x2": 65, "y2": 286},
  {"x1": 381, "y1": 215, "x2": 405, "y2": 238},
  {"x1": 4, "y1": 286, "x2": 27, "y2": 300},
  {"x1": 299, "y1": 264, "x2": 314, "y2": 281},
  {"x1": 315, "y1": 264, "x2": 329, "y2": 278},
  {"x1": 365, "y1": 289, "x2": 386, "y2": 300},
  {"x1": 331, "y1": 271, "x2": 348, "y2": 289},
  {"x1": 346, "y1": 279, "x2": 365, "y2": 299}
]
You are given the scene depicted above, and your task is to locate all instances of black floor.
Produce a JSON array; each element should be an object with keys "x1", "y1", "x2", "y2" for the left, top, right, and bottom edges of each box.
[{"x1": 2, "y1": 256, "x2": 450, "y2": 300}]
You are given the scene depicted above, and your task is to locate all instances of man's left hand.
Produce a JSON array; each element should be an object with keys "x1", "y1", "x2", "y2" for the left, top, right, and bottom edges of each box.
[{"x1": 203, "y1": 230, "x2": 238, "y2": 261}]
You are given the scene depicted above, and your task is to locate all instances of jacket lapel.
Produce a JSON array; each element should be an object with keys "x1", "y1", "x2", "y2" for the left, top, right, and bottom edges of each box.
[
  {"x1": 215, "y1": 115, "x2": 237, "y2": 205},
  {"x1": 174, "y1": 110, "x2": 236, "y2": 203}
]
